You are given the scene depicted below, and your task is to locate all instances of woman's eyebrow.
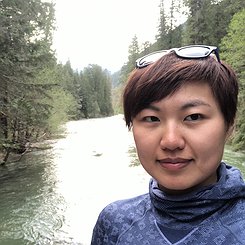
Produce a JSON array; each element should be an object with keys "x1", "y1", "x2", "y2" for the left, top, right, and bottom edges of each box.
[
  {"x1": 181, "y1": 99, "x2": 211, "y2": 110},
  {"x1": 145, "y1": 105, "x2": 161, "y2": 111},
  {"x1": 145, "y1": 99, "x2": 211, "y2": 112}
]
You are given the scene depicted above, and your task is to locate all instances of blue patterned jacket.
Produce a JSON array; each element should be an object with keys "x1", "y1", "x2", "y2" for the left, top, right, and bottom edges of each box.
[{"x1": 91, "y1": 163, "x2": 245, "y2": 245}]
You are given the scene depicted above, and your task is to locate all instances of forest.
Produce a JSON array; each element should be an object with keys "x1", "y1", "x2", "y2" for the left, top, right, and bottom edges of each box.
[{"x1": 0, "y1": 0, "x2": 244, "y2": 164}]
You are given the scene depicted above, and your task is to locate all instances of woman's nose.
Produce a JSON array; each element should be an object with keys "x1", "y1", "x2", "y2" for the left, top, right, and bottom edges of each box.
[{"x1": 160, "y1": 123, "x2": 185, "y2": 151}]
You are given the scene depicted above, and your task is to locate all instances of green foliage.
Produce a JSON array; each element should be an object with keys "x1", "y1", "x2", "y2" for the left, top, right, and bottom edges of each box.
[
  {"x1": 156, "y1": 0, "x2": 185, "y2": 49},
  {"x1": 119, "y1": 35, "x2": 141, "y2": 84},
  {"x1": 0, "y1": 0, "x2": 57, "y2": 160},
  {"x1": 182, "y1": 0, "x2": 245, "y2": 45},
  {"x1": 112, "y1": 84, "x2": 124, "y2": 115},
  {"x1": 80, "y1": 64, "x2": 113, "y2": 118},
  {"x1": 47, "y1": 87, "x2": 78, "y2": 135},
  {"x1": 221, "y1": 9, "x2": 245, "y2": 150},
  {"x1": 220, "y1": 9, "x2": 245, "y2": 73},
  {"x1": 182, "y1": 0, "x2": 211, "y2": 44},
  {"x1": 156, "y1": 0, "x2": 170, "y2": 49}
]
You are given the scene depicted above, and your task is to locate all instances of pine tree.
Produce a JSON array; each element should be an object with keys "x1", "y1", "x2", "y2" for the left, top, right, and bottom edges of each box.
[
  {"x1": 156, "y1": 0, "x2": 170, "y2": 49},
  {"x1": 0, "y1": 0, "x2": 56, "y2": 163}
]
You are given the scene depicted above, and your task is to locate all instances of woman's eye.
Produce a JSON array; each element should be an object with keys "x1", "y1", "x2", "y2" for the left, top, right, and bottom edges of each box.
[
  {"x1": 185, "y1": 113, "x2": 202, "y2": 121},
  {"x1": 143, "y1": 116, "x2": 160, "y2": 122}
]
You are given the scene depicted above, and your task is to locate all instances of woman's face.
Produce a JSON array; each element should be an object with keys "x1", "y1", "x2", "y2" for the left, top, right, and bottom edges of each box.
[{"x1": 132, "y1": 82, "x2": 231, "y2": 194}]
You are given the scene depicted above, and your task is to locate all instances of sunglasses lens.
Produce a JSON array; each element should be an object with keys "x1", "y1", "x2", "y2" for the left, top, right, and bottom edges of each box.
[
  {"x1": 137, "y1": 50, "x2": 169, "y2": 68},
  {"x1": 177, "y1": 46, "x2": 212, "y2": 58}
]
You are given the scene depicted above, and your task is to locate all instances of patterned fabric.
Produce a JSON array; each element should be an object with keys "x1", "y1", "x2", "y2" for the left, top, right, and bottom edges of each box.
[{"x1": 91, "y1": 163, "x2": 245, "y2": 245}]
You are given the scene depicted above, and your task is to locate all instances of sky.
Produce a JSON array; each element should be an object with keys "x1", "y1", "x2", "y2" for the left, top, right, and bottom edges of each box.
[{"x1": 52, "y1": 0, "x2": 161, "y2": 72}]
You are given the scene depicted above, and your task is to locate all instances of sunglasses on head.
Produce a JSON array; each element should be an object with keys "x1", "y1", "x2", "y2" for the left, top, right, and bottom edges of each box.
[{"x1": 135, "y1": 45, "x2": 220, "y2": 69}]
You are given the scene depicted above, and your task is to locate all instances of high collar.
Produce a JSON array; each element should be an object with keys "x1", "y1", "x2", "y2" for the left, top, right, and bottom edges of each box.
[{"x1": 149, "y1": 163, "x2": 245, "y2": 224}]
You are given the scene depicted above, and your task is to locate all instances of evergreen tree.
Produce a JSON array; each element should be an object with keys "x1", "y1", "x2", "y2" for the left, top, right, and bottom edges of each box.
[
  {"x1": 182, "y1": 0, "x2": 212, "y2": 44},
  {"x1": 156, "y1": 0, "x2": 184, "y2": 49},
  {"x1": 80, "y1": 64, "x2": 113, "y2": 118},
  {"x1": 221, "y1": 8, "x2": 245, "y2": 150},
  {"x1": 0, "y1": 0, "x2": 56, "y2": 162},
  {"x1": 156, "y1": 0, "x2": 170, "y2": 49},
  {"x1": 119, "y1": 35, "x2": 140, "y2": 85},
  {"x1": 182, "y1": 0, "x2": 245, "y2": 45},
  {"x1": 127, "y1": 35, "x2": 140, "y2": 71}
]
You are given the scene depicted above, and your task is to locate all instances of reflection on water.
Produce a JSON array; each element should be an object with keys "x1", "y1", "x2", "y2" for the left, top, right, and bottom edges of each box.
[
  {"x1": 0, "y1": 150, "x2": 68, "y2": 244},
  {"x1": 0, "y1": 115, "x2": 244, "y2": 244}
]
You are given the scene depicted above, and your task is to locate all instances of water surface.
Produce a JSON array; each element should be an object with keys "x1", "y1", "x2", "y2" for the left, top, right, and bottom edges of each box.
[{"x1": 0, "y1": 115, "x2": 150, "y2": 244}]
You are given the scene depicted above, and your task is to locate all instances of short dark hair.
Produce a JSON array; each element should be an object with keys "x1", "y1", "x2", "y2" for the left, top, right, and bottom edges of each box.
[{"x1": 123, "y1": 52, "x2": 238, "y2": 128}]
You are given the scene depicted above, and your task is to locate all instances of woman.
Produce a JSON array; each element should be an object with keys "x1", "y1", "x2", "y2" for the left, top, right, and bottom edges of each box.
[{"x1": 91, "y1": 45, "x2": 245, "y2": 245}]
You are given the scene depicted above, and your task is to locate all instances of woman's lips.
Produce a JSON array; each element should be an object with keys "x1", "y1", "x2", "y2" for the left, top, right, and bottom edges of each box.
[{"x1": 157, "y1": 158, "x2": 192, "y2": 171}]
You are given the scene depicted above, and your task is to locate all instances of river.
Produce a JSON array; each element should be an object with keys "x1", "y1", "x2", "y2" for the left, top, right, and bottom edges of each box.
[{"x1": 0, "y1": 115, "x2": 244, "y2": 245}]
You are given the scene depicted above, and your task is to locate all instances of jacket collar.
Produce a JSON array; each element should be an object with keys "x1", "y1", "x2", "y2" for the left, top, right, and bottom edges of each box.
[{"x1": 149, "y1": 163, "x2": 245, "y2": 224}]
